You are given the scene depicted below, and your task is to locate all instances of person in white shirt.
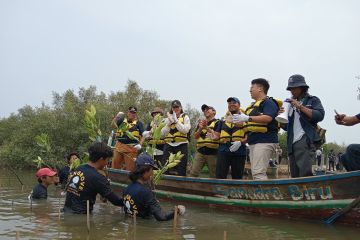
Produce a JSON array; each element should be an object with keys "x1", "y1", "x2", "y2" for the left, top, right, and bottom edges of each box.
[{"x1": 161, "y1": 100, "x2": 191, "y2": 176}]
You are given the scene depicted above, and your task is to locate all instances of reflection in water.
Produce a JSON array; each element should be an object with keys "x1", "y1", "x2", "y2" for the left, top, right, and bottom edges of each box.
[{"x1": 1, "y1": 170, "x2": 360, "y2": 240}]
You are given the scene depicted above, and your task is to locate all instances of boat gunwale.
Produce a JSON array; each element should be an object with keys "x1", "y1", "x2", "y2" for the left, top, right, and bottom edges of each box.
[{"x1": 107, "y1": 168, "x2": 360, "y2": 186}]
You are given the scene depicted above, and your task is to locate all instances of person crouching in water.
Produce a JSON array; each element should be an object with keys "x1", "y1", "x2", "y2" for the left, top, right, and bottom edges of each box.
[
  {"x1": 123, "y1": 153, "x2": 185, "y2": 221},
  {"x1": 63, "y1": 142, "x2": 123, "y2": 214},
  {"x1": 31, "y1": 168, "x2": 58, "y2": 199}
]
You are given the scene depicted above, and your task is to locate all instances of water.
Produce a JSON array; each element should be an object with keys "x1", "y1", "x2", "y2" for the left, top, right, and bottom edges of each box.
[{"x1": 1, "y1": 169, "x2": 359, "y2": 240}]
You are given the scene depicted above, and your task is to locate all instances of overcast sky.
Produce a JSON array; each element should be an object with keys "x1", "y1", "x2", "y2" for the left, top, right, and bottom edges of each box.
[{"x1": 0, "y1": 0, "x2": 359, "y2": 145}]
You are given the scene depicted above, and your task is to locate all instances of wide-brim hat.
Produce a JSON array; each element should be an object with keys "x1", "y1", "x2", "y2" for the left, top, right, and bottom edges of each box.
[
  {"x1": 151, "y1": 107, "x2": 164, "y2": 117},
  {"x1": 287, "y1": 74, "x2": 309, "y2": 90}
]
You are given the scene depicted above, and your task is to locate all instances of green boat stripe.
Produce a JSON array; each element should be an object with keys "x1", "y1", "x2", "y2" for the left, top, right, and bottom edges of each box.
[{"x1": 111, "y1": 182, "x2": 352, "y2": 209}]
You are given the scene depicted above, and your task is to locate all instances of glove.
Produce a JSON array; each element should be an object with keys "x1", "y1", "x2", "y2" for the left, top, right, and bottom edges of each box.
[
  {"x1": 232, "y1": 114, "x2": 249, "y2": 123},
  {"x1": 142, "y1": 131, "x2": 151, "y2": 139},
  {"x1": 172, "y1": 112, "x2": 178, "y2": 123},
  {"x1": 166, "y1": 112, "x2": 175, "y2": 125},
  {"x1": 177, "y1": 205, "x2": 186, "y2": 215},
  {"x1": 229, "y1": 141, "x2": 242, "y2": 152},
  {"x1": 134, "y1": 144, "x2": 142, "y2": 151}
]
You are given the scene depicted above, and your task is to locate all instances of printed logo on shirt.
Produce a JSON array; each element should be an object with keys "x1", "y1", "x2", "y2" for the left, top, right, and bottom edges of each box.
[
  {"x1": 66, "y1": 170, "x2": 86, "y2": 196},
  {"x1": 123, "y1": 194, "x2": 138, "y2": 215}
]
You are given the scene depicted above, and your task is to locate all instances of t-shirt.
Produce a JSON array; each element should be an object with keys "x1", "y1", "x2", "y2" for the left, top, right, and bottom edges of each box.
[
  {"x1": 123, "y1": 182, "x2": 174, "y2": 221},
  {"x1": 58, "y1": 166, "x2": 70, "y2": 187},
  {"x1": 247, "y1": 98, "x2": 279, "y2": 145},
  {"x1": 214, "y1": 120, "x2": 246, "y2": 156},
  {"x1": 64, "y1": 164, "x2": 122, "y2": 214},
  {"x1": 32, "y1": 183, "x2": 47, "y2": 199}
]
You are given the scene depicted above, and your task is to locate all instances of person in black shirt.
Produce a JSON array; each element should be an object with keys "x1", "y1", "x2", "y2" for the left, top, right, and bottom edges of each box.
[
  {"x1": 123, "y1": 153, "x2": 185, "y2": 221},
  {"x1": 63, "y1": 142, "x2": 123, "y2": 214},
  {"x1": 31, "y1": 168, "x2": 58, "y2": 199},
  {"x1": 58, "y1": 152, "x2": 80, "y2": 188}
]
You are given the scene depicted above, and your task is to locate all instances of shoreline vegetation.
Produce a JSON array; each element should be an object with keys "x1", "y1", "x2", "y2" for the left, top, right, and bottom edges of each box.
[{"x1": 0, "y1": 80, "x2": 346, "y2": 169}]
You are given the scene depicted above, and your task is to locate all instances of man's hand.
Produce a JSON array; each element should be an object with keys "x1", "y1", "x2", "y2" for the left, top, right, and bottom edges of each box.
[
  {"x1": 134, "y1": 144, "x2": 142, "y2": 151},
  {"x1": 229, "y1": 141, "x2": 242, "y2": 152},
  {"x1": 232, "y1": 114, "x2": 250, "y2": 123}
]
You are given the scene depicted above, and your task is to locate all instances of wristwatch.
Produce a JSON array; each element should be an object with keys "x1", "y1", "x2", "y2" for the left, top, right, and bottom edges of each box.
[{"x1": 248, "y1": 117, "x2": 253, "y2": 122}]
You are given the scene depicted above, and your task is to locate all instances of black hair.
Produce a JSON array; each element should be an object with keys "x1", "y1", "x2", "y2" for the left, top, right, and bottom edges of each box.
[
  {"x1": 37, "y1": 178, "x2": 43, "y2": 183},
  {"x1": 251, "y1": 78, "x2": 270, "y2": 94},
  {"x1": 88, "y1": 142, "x2": 113, "y2": 162},
  {"x1": 129, "y1": 165, "x2": 153, "y2": 183},
  {"x1": 66, "y1": 151, "x2": 79, "y2": 163}
]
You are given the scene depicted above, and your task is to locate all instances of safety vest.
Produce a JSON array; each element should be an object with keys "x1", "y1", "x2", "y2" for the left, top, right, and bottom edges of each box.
[
  {"x1": 196, "y1": 119, "x2": 219, "y2": 149},
  {"x1": 116, "y1": 118, "x2": 141, "y2": 141},
  {"x1": 244, "y1": 97, "x2": 282, "y2": 133},
  {"x1": 219, "y1": 119, "x2": 246, "y2": 144},
  {"x1": 164, "y1": 114, "x2": 189, "y2": 143},
  {"x1": 147, "y1": 121, "x2": 165, "y2": 146}
]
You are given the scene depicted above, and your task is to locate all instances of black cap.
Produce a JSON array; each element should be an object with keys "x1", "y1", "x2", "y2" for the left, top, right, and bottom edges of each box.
[
  {"x1": 227, "y1": 97, "x2": 240, "y2": 104},
  {"x1": 171, "y1": 100, "x2": 182, "y2": 107},
  {"x1": 201, "y1": 104, "x2": 216, "y2": 112},
  {"x1": 128, "y1": 106, "x2": 137, "y2": 113}
]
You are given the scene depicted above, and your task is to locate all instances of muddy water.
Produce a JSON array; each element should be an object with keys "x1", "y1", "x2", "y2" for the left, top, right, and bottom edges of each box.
[{"x1": 0, "y1": 169, "x2": 359, "y2": 240}]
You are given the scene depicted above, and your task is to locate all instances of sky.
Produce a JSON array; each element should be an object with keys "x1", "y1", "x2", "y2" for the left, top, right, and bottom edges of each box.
[{"x1": 0, "y1": 0, "x2": 359, "y2": 145}]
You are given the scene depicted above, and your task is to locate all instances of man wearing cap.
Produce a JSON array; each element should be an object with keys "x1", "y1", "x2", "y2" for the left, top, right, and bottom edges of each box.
[
  {"x1": 161, "y1": 100, "x2": 191, "y2": 176},
  {"x1": 282, "y1": 74, "x2": 325, "y2": 178},
  {"x1": 189, "y1": 104, "x2": 219, "y2": 178},
  {"x1": 212, "y1": 97, "x2": 247, "y2": 179},
  {"x1": 31, "y1": 168, "x2": 58, "y2": 199},
  {"x1": 142, "y1": 107, "x2": 166, "y2": 163},
  {"x1": 123, "y1": 153, "x2": 185, "y2": 221},
  {"x1": 64, "y1": 142, "x2": 123, "y2": 214},
  {"x1": 111, "y1": 106, "x2": 144, "y2": 171},
  {"x1": 237, "y1": 78, "x2": 281, "y2": 180}
]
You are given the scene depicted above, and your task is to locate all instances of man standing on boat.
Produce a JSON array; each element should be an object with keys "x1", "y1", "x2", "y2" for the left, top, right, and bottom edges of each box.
[
  {"x1": 234, "y1": 78, "x2": 280, "y2": 180},
  {"x1": 189, "y1": 104, "x2": 219, "y2": 178},
  {"x1": 212, "y1": 97, "x2": 247, "y2": 179},
  {"x1": 282, "y1": 74, "x2": 325, "y2": 178},
  {"x1": 111, "y1": 107, "x2": 144, "y2": 171},
  {"x1": 334, "y1": 111, "x2": 360, "y2": 171},
  {"x1": 161, "y1": 100, "x2": 191, "y2": 176}
]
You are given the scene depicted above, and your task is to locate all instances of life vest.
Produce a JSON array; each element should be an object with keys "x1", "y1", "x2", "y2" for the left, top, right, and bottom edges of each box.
[
  {"x1": 164, "y1": 114, "x2": 189, "y2": 143},
  {"x1": 147, "y1": 121, "x2": 166, "y2": 146},
  {"x1": 243, "y1": 97, "x2": 282, "y2": 133},
  {"x1": 219, "y1": 118, "x2": 246, "y2": 144},
  {"x1": 196, "y1": 119, "x2": 219, "y2": 149},
  {"x1": 116, "y1": 118, "x2": 141, "y2": 141}
]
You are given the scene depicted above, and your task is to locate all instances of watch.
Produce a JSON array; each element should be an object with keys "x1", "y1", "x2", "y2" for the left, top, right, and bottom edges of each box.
[{"x1": 248, "y1": 117, "x2": 253, "y2": 122}]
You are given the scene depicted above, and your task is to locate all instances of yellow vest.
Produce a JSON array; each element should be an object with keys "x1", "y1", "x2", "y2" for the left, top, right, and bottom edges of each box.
[
  {"x1": 243, "y1": 98, "x2": 282, "y2": 133},
  {"x1": 116, "y1": 118, "x2": 141, "y2": 141},
  {"x1": 164, "y1": 114, "x2": 189, "y2": 143},
  {"x1": 219, "y1": 119, "x2": 246, "y2": 144},
  {"x1": 196, "y1": 119, "x2": 219, "y2": 149},
  {"x1": 147, "y1": 121, "x2": 165, "y2": 146}
]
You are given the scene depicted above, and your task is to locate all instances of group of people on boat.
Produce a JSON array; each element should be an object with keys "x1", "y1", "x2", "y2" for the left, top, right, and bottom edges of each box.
[{"x1": 31, "y1": 74, "x2": 360, "y2": 221}]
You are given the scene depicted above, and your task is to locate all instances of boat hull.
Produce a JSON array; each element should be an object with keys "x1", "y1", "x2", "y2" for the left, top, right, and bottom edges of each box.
[{"x1": 108, "y1": 168, "x2": 360, "y2": 227}]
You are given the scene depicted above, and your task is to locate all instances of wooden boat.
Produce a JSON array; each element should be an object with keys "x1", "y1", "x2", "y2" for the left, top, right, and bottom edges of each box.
[{"x1": 108, "y1": 168, "x2": 360, "y2": 227}]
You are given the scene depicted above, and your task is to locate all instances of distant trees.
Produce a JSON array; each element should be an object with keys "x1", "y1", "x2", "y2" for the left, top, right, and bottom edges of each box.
[{"x1": 0, "y1": 80, "x2": 200, "y2": 169}]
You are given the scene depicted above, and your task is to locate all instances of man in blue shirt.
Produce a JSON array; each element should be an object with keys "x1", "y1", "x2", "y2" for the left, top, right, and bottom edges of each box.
[{"x1": 234, "y1": 78, "x2": 279, "y2": 180}]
